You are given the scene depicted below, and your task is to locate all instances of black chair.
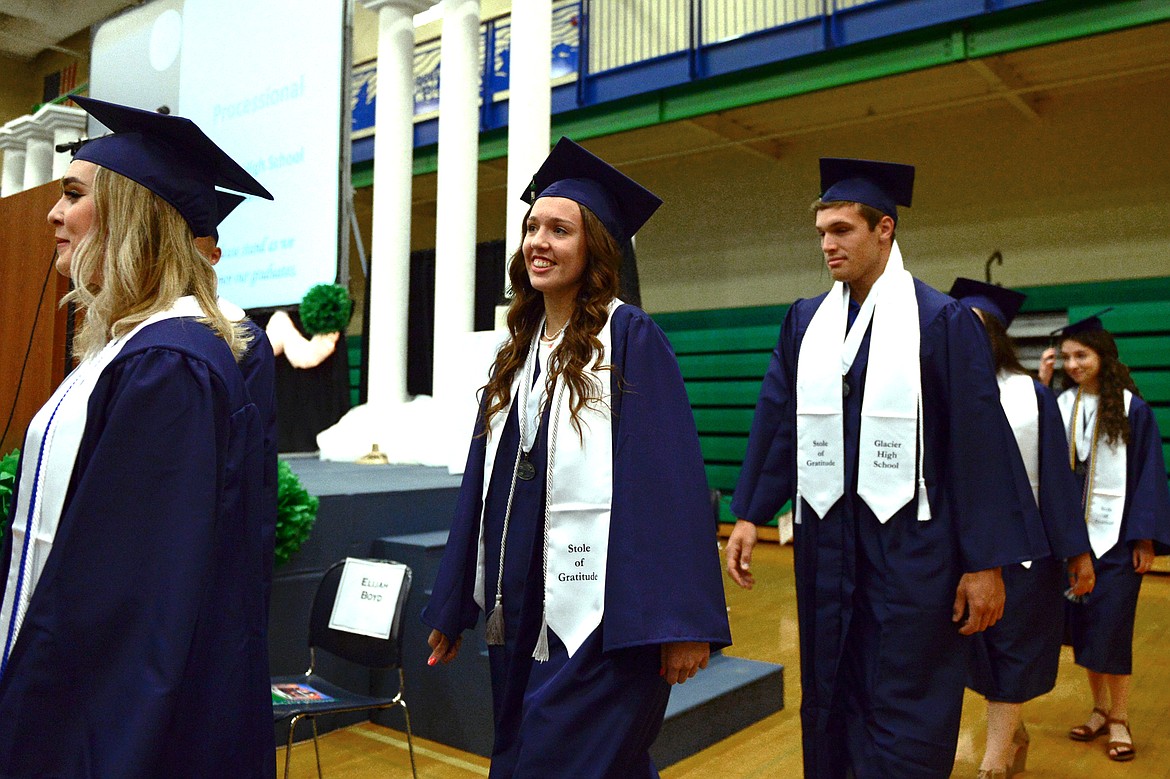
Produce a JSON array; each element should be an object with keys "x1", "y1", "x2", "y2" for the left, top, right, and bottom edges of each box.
[{"x1": 272, "y1": 559, "x2": 416, "y2": 779}]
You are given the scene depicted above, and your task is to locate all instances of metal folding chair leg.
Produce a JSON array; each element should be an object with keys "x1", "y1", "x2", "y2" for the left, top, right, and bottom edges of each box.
[
  {"x1": 399, "y1": 697, "x2": 417, "y2": 779},
  {"x1": 284, "y1": 714, "x2": 301, "y2": 779},
  {"x1": 311, "y1": 716, "x2": 324, "y2": 779}
]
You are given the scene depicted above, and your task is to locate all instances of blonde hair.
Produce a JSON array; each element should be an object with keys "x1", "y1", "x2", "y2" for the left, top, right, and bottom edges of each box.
[{"x1": 65, "y1": 166, "x2": 249, "y2": 361}]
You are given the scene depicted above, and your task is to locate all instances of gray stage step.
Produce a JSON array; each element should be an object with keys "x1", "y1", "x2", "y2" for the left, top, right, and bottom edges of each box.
[{"x1": 370, "y1": 530, "x2": 784, "y2": 768}]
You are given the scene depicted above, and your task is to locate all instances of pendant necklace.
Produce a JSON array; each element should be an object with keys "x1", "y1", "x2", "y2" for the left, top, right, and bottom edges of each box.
[{"x1": 516, "y1": 326, "x2": 545, "y2": 481}]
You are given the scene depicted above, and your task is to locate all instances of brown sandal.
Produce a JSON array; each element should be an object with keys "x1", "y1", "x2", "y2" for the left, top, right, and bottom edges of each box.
[
  {"x1": 1069, "y1": 707, "x2": 1109, "y2": 741},
  {"x1": 1106, "y1": 718, "x2": 1136, "y2": 762}
]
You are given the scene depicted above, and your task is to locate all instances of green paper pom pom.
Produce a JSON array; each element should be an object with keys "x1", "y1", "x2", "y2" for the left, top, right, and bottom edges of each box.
[
  {"x1": 300, "y1": 283, "x2": 352, "y2": 336},
  {"x1": 275, "y1": 459, "x2": 319, "y2": 566},
  {"x1": 0, "y1": 448, "x2": 18, "y2": 533}
]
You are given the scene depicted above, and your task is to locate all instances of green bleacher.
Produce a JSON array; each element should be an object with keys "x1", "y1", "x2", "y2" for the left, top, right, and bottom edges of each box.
[
  {"x1": 653, "y1": 275, "x2": 1170, "y2": 526},
  {"x1": 341, "y1": 276, "x2": 1170, "y2": 528}
]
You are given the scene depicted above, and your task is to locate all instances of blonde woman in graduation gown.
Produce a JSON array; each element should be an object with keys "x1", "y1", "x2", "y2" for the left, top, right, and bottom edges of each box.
[{"x1": 0, "y1": 98, "x2": 275, "y2": 777}]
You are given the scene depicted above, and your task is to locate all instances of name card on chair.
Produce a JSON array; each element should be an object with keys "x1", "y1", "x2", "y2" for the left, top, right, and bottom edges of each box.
[{"x1": 328, "y1": 558, "x2": 406, "y2": 639}]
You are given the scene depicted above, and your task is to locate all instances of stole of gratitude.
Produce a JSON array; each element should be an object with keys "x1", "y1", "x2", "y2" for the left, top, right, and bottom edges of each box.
[{"x1": 559, "y1": 544, "x2": 599, "y2": 582}]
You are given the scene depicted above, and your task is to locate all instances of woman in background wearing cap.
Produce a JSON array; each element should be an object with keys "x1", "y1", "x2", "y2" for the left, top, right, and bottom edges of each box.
[
  {"x1": 1055, "y1": 318, "x2": 1170, "y2": 763},
  {"x1": 422, "y1": 138, "x2": 730, "y2": 778},
  {"x1": 0, "y1": 98, "x2": 274, "y2": 777},
  {"x1": 950, "y1": 280, "x2": 1095, "y2": 778}
]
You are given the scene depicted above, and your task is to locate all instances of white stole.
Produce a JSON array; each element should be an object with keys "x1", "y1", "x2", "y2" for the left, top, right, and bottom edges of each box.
[
  {"x1": 474, "y1": 300, "x2": 619, "y2": 658},
  {"x1": 795, "y1": 241, "x2": 926, "y2": 524},
  {"x1": 1058, "y1": 388, "x2": 1131, "y2": 558},
  {"x1": 998, "y1": 372, "x2": 1038, "y2": 568},
  {"x1": 0, "y1": 296, "x2": 210, "y2": 669}
]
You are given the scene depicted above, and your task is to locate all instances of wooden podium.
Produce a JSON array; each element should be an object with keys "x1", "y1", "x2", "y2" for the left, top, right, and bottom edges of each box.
[{"x1": 0, "y1": 182, "x2": 73, "y2": 455}]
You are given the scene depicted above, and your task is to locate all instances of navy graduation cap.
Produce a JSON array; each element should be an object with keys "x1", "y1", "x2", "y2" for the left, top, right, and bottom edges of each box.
[
  {"x1": 820, "y1": 157, "x2": 915, "y2": 223},
  {"x1": 522, "y1": 137, "x2": 662, "y2": 243},
  {"x1": 1052, "y1": 307, "x2": 1114, "y2": 339},
  {"x1": 70, "y1": 96, "x2": 272, "y2": 237},
  {"x1": 210, "y1": 191, "x2": 246, "y2": 241},
  {"x1": 948, "y1": 277, "x2": 1027, "y2": 328}
]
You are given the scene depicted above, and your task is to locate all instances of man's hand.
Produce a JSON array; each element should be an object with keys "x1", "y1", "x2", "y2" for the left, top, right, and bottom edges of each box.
[
  {"x1": 726, "y1": 520, "x2": 758, "y2": 589},
  {"x1": 660, "y1": 641, "x2": 710, "y2": 685},
  {"x1": 952, "y1": 568, "x2": 1004, "y2": 635},
  {"x1": 1067, "y1": 552, "x2": 1095, "y2": 597},
  {"x1": 1133, "y1": 539, "x2": 1155, "y2": 574},
  {"x1": 427, "y1": 629, "x2": 461, "y2": 666}
]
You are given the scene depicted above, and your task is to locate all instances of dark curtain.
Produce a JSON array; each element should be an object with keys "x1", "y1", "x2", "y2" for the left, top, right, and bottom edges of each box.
[
  {"x1": 405, "y1": 240, "x2": 508, "y2": 397},
  {"x1": 254, "y1": 309, "x2": 352, "y2": 454}
]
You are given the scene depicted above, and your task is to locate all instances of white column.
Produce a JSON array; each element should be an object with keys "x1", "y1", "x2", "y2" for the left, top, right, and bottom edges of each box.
[
  {"x1": 432, "y1": 0, "x2": 480, "y2": 384},
  {"x1": 34, "y1": 103, "x2": 87, "y2": 179},
  {"x1": 0, "y1": 127, "x2": 26, "y2": 197},
  {"x1": 23, "y1": 133, "x2": 54, "y2": 190},
  {"x1": 360, "y1": 0, "x2": 436, "y2": 406},
  {"x1": 503, "y1": 0, "x2": 552, "y2": 289}
]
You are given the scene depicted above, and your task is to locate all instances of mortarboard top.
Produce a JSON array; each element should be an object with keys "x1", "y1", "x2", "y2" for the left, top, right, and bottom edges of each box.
[
  {"x1": 522, "y1": 136, "x2": 662, "y2": 243},
  {"x1": 819, "y1": 157, "x2": 915, "y2": 223},
  {"x1": 70, "y1": 96, "x2": 272, "y2": 237},
  {"x1": 948, "y1": 277, "x2": 1026, "y2": 328},
  {"x1": 1051, "y1": 307, "x2": 1114, "y2": 340}
]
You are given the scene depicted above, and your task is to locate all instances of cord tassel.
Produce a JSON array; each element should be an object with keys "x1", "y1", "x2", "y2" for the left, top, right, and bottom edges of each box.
[
  {"x1": 916, "y1": 392, "x2": 931, "y2": 521},
  {"x1": 532, "y1": 612, "x2": 550, "y2": 662},
  {"x1": 485, "y1": 596, "x2": 505, "y2": 646},
  {"x1": 916, "y1": 479, "x2": 931, "y2": 522}
]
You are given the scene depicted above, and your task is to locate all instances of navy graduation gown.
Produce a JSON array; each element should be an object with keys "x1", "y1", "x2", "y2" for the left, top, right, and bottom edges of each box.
[
  {"x1": 967, "y1": 380, "x2": 1091, "y2": 703},
  {"x1": 423, "y1": 305, "x2": 731, "y2": 777},
  {"x1": 238, "y1": 319, "x2": 278, "y2": 609},
  {"x1": 1066, "y1": 394, "x2": 1170, "y2": 675},
  {"x1": 0, "y1": 318, "x2": 273, "y2": 778},
  {"x1": 731, "y1": 280, "x2": 1041, "y2": 779}
]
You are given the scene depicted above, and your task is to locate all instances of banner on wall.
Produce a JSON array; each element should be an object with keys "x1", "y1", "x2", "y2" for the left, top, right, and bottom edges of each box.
[
  {"x1": 350, "y1": 0, "x2": 580, "y2": 139},
  {"x1": 90, "y1": 0, "x2": 347, "y2": 310}
]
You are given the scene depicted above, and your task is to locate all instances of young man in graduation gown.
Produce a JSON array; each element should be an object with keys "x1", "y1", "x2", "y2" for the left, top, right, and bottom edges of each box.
[{"x1": 725, "y1": 159, "x2": 1043, "y2": 778}]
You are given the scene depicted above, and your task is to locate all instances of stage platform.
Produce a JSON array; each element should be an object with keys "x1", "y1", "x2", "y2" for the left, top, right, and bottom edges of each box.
[{"x1": 270, "y1": 458, "x2": 783, "y2": 767}]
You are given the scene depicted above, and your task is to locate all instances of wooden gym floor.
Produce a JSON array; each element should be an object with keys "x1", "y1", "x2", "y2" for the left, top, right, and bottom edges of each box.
[{"x1": 276, "y1": 540, "x2": 1170, "y2": 778}]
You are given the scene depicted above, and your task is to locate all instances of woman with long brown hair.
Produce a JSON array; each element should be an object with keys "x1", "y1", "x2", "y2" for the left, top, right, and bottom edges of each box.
[
  {"x1": 0, "y1": 97, "x2": 275, "y2": 777},
  {"x1": 422, "y1": 138, "x2": 730, "y2": 777},
  {"x1": 1056, "y1": 316, "x2": 1170, "y2": 764},
  {"x1": 950, "y1": 280, "x2": 1095, "y2": 779}
]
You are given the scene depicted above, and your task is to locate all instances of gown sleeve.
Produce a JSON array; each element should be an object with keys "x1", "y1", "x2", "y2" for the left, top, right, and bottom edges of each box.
[
  {"x1": 938, "y1": 304, "x2": 1043, "y2": 571},
  {"x1": 0, "y1": 347, "x2": 244, "y2": 776},
  {"x1": 1035, "y1": 381, "x2": 1092, "y2": 559},
  {"x1": 420, "y1": 413, "x2": 490, "y2": 639},
  {"x1": 728, "y1": 304, "x2": 800, "y2": 524},
  {"x1": 602, "y1": 309, "x2": 732, "y2": 651},
  {"x1": 1122, "y1": 398, "x2": 1170, "y2": 555}
]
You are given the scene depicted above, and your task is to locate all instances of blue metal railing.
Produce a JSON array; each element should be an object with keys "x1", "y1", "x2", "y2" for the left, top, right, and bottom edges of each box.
[{"x1": 350, "y1": 0, "x2": 1046, "y2": 152}]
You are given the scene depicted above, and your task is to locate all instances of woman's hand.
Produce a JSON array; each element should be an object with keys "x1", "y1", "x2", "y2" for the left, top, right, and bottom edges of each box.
[
  {"x1": 1038, "y1": 347, "x2": 1057, "y2": 387},
  {"x1": 660, "y1": 641, "x2": 709, "y2": 685},
  {"x1": 1067, "y1": 551, "x2": 1095, "y2": 596},
  {"x1": 427, "y1": 629, "x2": 461, "y2": 666},
  {"x1": 1133, "y1": 539, "x2": 1155, "y2": 574}
]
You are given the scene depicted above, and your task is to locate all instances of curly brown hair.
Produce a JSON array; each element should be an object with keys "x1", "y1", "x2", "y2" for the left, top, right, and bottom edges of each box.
[
  {"x1": 1061, "y1": 330, "x2": 1141, "y2": 447},
  {"x1": 481, "y1": 202, "x2": 622, "y2": 439}
]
